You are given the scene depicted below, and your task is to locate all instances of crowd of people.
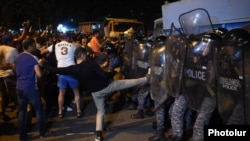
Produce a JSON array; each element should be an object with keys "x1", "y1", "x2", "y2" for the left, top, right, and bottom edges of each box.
[
  {"x1": 1, "y1": 20, "x2": 249, "y2": 141},
  {"x1": 0, "y1": 22, "x2": 153, "y2": 141}
]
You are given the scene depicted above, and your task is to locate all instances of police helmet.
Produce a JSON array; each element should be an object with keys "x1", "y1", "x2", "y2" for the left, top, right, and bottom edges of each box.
[
  {"x1": 223, "y1": 28, "x2": 250, "y2": 61},
  {"x1": 155, "y1": 36, "x2": 167, "y2": 45},
  {"x1": 214, "y1": 27, "x2": 228, "y2": 37},
  {"x1": 223, "y1": 28, "x2": 250, "y2": 47},
  {"x1": 189, "y1": 33, "x2": 221, "y2": 56}
]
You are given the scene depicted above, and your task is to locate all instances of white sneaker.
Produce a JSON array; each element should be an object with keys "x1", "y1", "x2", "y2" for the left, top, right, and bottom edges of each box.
[
  {"x1": 145, "y1": 68, "x2": 151, "y2": 83},
  {"x1": 147, "y1": 68, "x2": 151, "y2": 75},
  {"x1": 95, "y1": 136, "x2": 102, "y2": 141},
  {"x1": 66, "y1": 106, "x2": 73, "y2": 111}
]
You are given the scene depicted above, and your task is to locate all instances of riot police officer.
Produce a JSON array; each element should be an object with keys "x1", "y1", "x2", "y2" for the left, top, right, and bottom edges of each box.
[{"x1": 216, "y1": 28, "x2": 250, "y2": 125}]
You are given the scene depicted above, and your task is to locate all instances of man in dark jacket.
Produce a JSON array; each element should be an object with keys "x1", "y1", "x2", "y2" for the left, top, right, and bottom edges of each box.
[{"x1": 41, "y1": 47, "x2": 151, "y2": 141}]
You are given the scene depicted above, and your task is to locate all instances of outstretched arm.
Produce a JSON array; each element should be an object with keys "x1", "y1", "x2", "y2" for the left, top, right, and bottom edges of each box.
[
  {"x1": 0, "y1": 63, "x2": 14, "y2": 70},
  {"x1": 40, "y1": 59, "x2": 80, "y2": 77}
]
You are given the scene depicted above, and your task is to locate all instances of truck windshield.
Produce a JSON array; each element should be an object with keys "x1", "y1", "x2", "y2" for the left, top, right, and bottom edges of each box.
[{"x1": 113, "y1": 22, "x2": 144, "y2": 32}]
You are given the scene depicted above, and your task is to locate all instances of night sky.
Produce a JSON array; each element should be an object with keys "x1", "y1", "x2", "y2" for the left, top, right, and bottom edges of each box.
[
  {"x1": 56, "y1": 0, "x2": 167, "y2": 30},
  {"x1": 0, "y1": 0, "x2": 179, "y2": 30}
]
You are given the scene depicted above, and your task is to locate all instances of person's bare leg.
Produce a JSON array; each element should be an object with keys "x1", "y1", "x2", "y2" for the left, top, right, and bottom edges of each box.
[
  {"x1": 73, "y1": 88, "x2": 81, "y2": 117},
  {"x1": 58, "y1": 89, "x2": 66, "y2": 117}
]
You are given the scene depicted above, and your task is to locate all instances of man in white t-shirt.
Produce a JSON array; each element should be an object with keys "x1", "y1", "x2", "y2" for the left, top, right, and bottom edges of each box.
[
  {"x1": 41, "y1": 33, "x2": 82, "y2": 118},
  {"x1": 0, "y1": 34, "x2": 19, "y2": 121}
]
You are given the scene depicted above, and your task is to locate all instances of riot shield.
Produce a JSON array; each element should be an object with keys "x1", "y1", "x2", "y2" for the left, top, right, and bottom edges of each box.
[
  {"x1": 245, "y1": 37, "x2": 250, "y2": 124},
  {"x1": 131, "y1": 40, "x2": 151, "y2": 78},
  {"x1": 216, "y1": 28, "x2": 250, "y2": 124},
  {"x1": 150, "y1": 36, "x2": 169, "y2": 104},
  {"x1": 165, "y1": 23, "x2": 187, "y2": 97},
  {"x1": 243, "y1": 25, "x2": 250, "y2": 124},
  {"x1": 121, "y1": 37, "x2": 136, "y2": 78},
  {"x1": 179, "y1": 8, "x2": 214, "y2": 35},
  {"x1": 179, "y1": 9, "x2": 217, "y2": 113},
  {"x1": 183, "y1": 34, "x2": 219, "y2": 113},
  {"x1": 216, "y1": 40, "x2": 244, "y2": 124}
]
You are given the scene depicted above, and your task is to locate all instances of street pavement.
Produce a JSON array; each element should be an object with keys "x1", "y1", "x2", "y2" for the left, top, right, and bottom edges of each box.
[{"x1": 0, "y1": 93, "x2": 174, "y2": 141}]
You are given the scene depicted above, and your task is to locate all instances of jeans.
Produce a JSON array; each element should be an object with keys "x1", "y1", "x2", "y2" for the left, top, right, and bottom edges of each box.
[
  {"x1": 91, "y1": 77, "x2": 147, "y2": 131},
  {"x1": 17, "y1": 89, "x2": 46, "y2": 140}
]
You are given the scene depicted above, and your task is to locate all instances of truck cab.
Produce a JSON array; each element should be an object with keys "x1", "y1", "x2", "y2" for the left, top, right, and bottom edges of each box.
[
  {"x1": 104, "y1": 18, "x2": 144, "y2": 37},
  {"x1": 78, "y1": 22, "x2": 103, "y2": 34}
]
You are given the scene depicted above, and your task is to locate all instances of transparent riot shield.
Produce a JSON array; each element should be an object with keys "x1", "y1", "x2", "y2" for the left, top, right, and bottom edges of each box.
[
  {"x1": 245, "y1": 38, "x2": 250, "y2": 124},
  {"x1": 150, "y1": 36, "x2": 169, "y2": 104},
  {"x1": 216, "y1": 42, "x2": 244, "y2": 124},
  {"x1": 183, "y1": 33, "x2": 219, "y2": 113},
  {"x1": 243, "y1": 25, "x2": 250, "y2": 124},
  {"x1": 179, "y1": 9, "x2": 217, "y2": 113},
  {"x1": 131, "y1": 40, "x2": 151, "y2": 78},
  {"x1": 179, "y1": 8, "x2": 214, "y2": 35},
  {"x1": 216, "y1": 28, "x2": 250, "y2": 124},
  {"x1": 165, "y1": 23, "x2": 187, "y2": 98},
  {"x1": 121, "y1": 37, "x2": 136, "y2": 78}
]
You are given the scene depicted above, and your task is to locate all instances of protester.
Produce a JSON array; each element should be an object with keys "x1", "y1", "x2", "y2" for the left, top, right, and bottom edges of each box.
[
  {"x1": 0, "y1": 34, "x2": 19, "y2": 122},
  {"x1": 14, "y1": 37, "x2": 51, "y2": 141},
  {"x1": 81, "y1": 35, "x2": 89, "y2": 48},
  {"x1": 40, "y1": 47, "x2": 151, "y2": 141},
  {"x1": 41, "y1": 33, "x2": 82, "y2": 119},
  {"x1": 89, "y1": 30, "x2": 108, "y2": 55}
]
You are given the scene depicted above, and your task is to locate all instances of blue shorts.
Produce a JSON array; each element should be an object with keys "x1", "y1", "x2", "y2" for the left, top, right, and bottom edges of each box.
[{"x1": 57, "y1": 75, "x2": 79, "y2": 89}]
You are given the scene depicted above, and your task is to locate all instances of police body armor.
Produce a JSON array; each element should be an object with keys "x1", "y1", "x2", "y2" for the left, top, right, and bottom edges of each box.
[
  {"x1": 216, "y1": 28, "x2": 250, "y2": 124},
  {"x1": 150, "y1": 36, "x2": 169, "y2": 104},
  {"x1": 183, "y1": 33, "x2": 220, "y2": 113}
]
